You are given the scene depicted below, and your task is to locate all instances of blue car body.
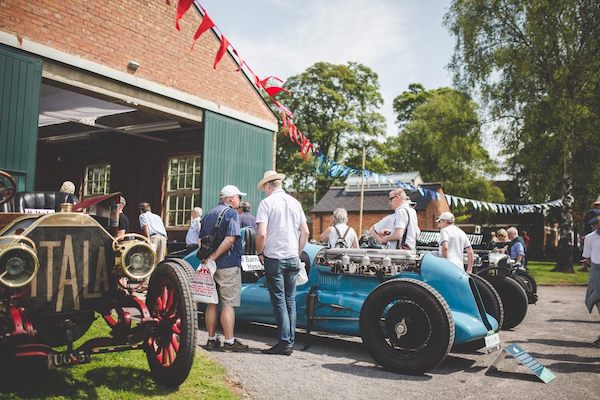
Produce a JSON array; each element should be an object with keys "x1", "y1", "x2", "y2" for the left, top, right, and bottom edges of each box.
[{"x1": 182, "y1": 242, "x2": 498, "y2": 345}]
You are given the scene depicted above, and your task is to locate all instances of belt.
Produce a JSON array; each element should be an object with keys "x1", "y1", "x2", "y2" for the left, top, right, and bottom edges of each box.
[{"x1": 150, "y1": 233, "x2": 166, "y2": 238}]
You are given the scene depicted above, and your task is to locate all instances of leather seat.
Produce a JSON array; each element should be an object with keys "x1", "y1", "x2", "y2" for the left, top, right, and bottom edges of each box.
[{"x1": 13, "y1": 192, "x2": 78, "y2": 213}]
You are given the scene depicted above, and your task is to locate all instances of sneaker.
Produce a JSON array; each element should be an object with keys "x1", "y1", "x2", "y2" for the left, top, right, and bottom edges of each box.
[
  {"x1": 203, "y1": 338, "x2": 221, "y2": 351},
  {"x1": 261, "y1": 343, "x2": 293, "y2": 356},
  {"x1": 222, "y1": 339, "x2": 249, "y2": 352}
]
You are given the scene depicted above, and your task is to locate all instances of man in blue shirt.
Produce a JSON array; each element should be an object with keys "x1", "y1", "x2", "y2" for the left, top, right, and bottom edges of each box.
[
  {"x1": 199, "y1": 185, "x2": 249, "y2": 352},
  {"x1": 508, "y1": 227, "x2": 526, "y2": 266}
]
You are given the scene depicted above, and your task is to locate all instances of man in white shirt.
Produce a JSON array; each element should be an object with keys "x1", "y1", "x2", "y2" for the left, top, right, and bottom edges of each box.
[
  {"x1": 138, "y1": 202, "x2": 168, "y2": 262},
  {"x1": 185, "y1": 207, "x2": 203, "y2": 248},
  {"x1": 582, "y1": 215, "x2": 600, "y2": 347},
  {"x1": 369, "y1": 214, "x2": 398, "y2": 249},
  {"x1": 255, "y1": 171, "x2": 310, "y2": 356},
  {"x1": 378, "y1": 188, "x2": 420, "y2": 252},
  {"x1": 436, "y1": 211, "x2": 474, "y2": 273}
]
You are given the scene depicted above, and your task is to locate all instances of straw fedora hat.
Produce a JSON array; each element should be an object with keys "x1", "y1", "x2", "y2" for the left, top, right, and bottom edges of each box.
[
  {"x1": 257, "y1": 170, "x2": 286, "y2": 191},
  {"x1": 592, "y1": 195, "x2": 600, "y2": 206}
]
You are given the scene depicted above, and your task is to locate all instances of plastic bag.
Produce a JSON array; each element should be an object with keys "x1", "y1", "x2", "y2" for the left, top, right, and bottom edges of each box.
[
  {"x1": 190, "y1": 259, "x2": 219, "y2": 304},
  {"x1": 296, "y1": 262, "x2": 308, "y2": 285}
]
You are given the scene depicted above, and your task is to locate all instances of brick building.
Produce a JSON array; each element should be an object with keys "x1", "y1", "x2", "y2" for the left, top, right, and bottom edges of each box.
[
  {"x1": 310, "y1": 173, "x2": 450, "y2": 239},
  {"x1": 0, "y1": 1, "x2": 277, "y2": 244}
]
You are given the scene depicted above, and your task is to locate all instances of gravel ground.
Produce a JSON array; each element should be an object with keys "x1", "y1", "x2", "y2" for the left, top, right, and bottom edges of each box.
[{"x1": 197, "y1": 286, "x2": 600, "y2": 400}]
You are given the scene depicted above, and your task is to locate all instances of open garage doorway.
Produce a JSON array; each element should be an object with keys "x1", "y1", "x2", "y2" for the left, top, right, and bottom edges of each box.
[{"x1": 35, "y1": 81, "x2": 203, "y2": 245}]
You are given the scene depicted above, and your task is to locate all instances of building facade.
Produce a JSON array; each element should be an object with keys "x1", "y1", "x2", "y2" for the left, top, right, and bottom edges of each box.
[
  {"x1": 311, "y1": 173, "x2": 450, "y2": 240},
  {"x1": 0, "y1": 1, "x2": 278, "y2": 243}
]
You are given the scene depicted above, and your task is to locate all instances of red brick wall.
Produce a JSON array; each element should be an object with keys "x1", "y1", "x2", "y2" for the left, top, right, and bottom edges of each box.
[{"x1": 1, "y1": 0, "x2": 276, "y2": 124}]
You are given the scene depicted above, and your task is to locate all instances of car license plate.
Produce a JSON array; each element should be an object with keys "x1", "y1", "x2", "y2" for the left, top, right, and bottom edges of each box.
[
  {"x1": 484, "y1": 332, "x2": 501, "y2": 352},
  {"x1": 48, "y1": 349, "x2": 91, "y2": 368},
  {"x1": 241, "y1": 255, "x2": 264, "y2": 271}
]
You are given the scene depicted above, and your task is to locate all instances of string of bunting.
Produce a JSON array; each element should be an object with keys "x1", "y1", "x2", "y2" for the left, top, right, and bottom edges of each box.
[{"x1": 166, "y1": 0, "x2": 563, "y2": 214}]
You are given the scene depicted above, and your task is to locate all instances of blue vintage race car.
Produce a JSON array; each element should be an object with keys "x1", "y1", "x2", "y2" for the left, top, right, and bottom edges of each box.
[{"x1": 181, "y1": 229, "x2": 501, "y2": 375}]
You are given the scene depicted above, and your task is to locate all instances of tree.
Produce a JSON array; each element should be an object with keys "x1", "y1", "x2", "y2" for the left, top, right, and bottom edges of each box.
[
  {"x1": 445, "y1": 0, "x2": 600, "y2": 272},
  {"x1": 274, "y1": 62, "x2": 386, "y2": 207},
  {"x1": 385, "y1": 86, "x2": 503, "y2": 202}
]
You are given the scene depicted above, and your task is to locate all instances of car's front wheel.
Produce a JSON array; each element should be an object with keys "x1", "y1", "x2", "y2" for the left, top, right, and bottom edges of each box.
[
  {"x1": 144, "y1": 260, "x2": 197, "y2": 388},
  {"x1": 359, "y1": 279, "x2": 454, "y2": 375}
]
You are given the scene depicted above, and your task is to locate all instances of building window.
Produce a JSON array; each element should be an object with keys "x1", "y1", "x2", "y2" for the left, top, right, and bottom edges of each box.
[
  {"x1": 83, "y1": 164, "x2": 111, "y2": 196},
  {"x1": 166, "y1": 155, "x2": 201, "y2": 227}
]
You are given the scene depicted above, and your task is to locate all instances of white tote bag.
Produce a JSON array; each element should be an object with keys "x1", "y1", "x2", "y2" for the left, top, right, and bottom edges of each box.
[
  {"x1": 296, "y1": 262, "x2": 308, "y2": 285},
  {"x1": 190, "y1": 259, "x2": 219, "y2": 304}
]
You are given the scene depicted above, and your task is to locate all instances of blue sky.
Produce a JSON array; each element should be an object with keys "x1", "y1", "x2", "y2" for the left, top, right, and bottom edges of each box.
[{"x1": 200, "y1": 0, "x2": 455, "y2": 138}]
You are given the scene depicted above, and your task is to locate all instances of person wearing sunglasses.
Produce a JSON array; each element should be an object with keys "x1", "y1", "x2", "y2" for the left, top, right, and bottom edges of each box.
[{"x1": 376, "y1": 188, "x2": 421, "y2": 252}]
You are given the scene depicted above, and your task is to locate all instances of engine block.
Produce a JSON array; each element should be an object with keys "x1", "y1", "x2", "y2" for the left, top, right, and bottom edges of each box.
[{"x1": 315, "y1": 248, "x2": 421, "y2": 277}]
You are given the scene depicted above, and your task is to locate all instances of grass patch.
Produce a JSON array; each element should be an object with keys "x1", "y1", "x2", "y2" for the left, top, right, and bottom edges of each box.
[
  {"x1": 0, "y1": 317, "x2": 239, "y2": 400},
  {"x1": 527, "y1": 261, "x2": 589, "y2": 286}
]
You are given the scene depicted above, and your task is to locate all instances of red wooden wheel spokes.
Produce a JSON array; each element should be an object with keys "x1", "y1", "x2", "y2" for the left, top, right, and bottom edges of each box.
[{"x1": 149, "y1": 278, "x2": 182, "y2": 367}]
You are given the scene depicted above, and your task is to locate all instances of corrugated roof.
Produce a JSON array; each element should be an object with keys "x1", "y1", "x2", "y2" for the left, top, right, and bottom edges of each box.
[{"x1": 311, "y1": 183, "x2": 442, "y2": 213}]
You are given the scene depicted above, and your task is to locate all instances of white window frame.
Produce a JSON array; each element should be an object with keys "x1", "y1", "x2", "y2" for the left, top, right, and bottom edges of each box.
[
  {"x1": 83, "y1": 163, "x2": 111, "y2": 197},
  {"x1": 165, "y1": 155, "x2": 201, "y2": 228}
]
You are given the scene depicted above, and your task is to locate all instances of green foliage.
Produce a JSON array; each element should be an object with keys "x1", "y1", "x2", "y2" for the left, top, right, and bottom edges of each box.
[
  {"x1": 445, "y1": 0, "x2": 600, "y2": 210},
  {"x1": 386, "y1": 86, "x2": 503, "y2": 201},
  {"x1": 274, "y1": 62, "x2": 386, "y2": 204}
]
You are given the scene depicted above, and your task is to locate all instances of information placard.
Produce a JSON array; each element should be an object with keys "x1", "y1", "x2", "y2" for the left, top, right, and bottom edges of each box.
[{"x1": 489, "y1": 343, "x2": 556, "y2": 383}]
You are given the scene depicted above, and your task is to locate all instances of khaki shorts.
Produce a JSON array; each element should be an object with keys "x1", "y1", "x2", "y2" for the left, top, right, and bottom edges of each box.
[{"x1": 213, "y1": 266, "x2": 241, "y2": 306}]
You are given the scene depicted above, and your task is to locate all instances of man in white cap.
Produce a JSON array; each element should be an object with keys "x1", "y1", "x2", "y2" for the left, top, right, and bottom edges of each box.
[
  {"x1": 255, "y1": 171, "x2": 310, "y2": 355},
  {"x1": 185, "y1": 206, "x2": 203, "y2": 249},
  {"x1": 436, "y1": 211, "x2": 474, "y2": 273},
  {"x1": 199, "y1": 185, "x2": 249, "y2": 352}
]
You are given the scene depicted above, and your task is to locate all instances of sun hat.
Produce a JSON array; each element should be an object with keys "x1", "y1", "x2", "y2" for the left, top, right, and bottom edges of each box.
[
  {"x1": 257, "y1": 170, "x2": 286, "y2": 191},
  {"x1": 436, "y1": 211, "x2": 455, "y2": 223},
  {"x1": 592, "y1": 195, "x2": 600, "y2": 206},
  {"x1": 220, "y1": 185, "x2": 247, "y2": 198}
]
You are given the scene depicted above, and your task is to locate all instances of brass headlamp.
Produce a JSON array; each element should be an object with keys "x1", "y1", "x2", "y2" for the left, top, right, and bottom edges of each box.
[
  {"x1": 112, "y1": 234, "x2": 157, "y2": 280},
  {"x1": 0, "y1": 236, "x2": 39, "y2": 288}
]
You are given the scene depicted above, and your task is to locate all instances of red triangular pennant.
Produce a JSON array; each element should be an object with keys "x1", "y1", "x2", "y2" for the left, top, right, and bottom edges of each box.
[
  {"x1": 191, "y1": 14, "x2": 215, "y2": 49},
  {"x1": 213, "y1": 35, "x2": 230, "y2": 69},
  {"x1": 175, "y1": 0, "x2": 194, "y2": 31}
]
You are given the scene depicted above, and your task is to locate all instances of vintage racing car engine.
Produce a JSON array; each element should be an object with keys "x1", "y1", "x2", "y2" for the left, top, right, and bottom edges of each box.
[{"x1": 315, "y1": 248, "x2": 421, "y2": 276}]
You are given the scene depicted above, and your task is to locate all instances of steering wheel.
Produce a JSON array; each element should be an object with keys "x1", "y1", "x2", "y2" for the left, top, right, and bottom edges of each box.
[{"x1": 0, "y1": 170, "x2": 17, "y2": 206}]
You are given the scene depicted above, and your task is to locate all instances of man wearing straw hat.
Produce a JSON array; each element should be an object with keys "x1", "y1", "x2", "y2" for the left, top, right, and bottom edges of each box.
[
  {"x1": 255, "y1": 170, "x2": 310, "y2": 356},
  {"x1": 582, "y1": 215, "x2": 600, "y2": 347}
]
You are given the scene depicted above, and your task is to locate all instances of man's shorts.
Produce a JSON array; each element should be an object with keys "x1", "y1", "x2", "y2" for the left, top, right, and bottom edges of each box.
[{"x1": 213, "y1": 266, "x2": 241, "y2": 306}]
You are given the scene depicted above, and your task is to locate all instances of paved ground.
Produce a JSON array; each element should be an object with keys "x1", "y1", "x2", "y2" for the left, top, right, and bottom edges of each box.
[{"x1": 197, "y1": 286, "x2": 600, "y2": 400}]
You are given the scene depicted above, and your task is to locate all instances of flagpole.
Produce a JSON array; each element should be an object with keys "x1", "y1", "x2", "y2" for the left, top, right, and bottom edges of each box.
[{"x1": 359, "y1": 146, "x2": 366, "y2": 235}]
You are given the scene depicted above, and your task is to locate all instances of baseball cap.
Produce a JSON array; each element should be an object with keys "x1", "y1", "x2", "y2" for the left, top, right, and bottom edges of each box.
[
  {"x1": 220, "y1": 185, "x2": 247, "y2": 198},
  {"x1": 588, "y1": 215, "x2": 600, "y2": 226},
  {"x1": 436, "y1": 211, "x2": 455, "y2": 223}
]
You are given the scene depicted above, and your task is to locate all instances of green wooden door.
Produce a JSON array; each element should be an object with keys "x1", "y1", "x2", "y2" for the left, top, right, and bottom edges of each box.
[
  {"x1": 202, "y1": 111, "x2": 274, "y2": 212},
  {"x1": 0, "y1": 46, "x2": 42, "y2": 190}
]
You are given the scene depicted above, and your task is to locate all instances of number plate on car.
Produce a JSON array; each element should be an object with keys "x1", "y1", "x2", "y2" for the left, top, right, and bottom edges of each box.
[
  {"x1": 241, "y1": 255, "x2": 264, "y2": 271},
  {"x1": 484, "y1": 332, "x2": 501, "y2": 352},
  {"x1": 48, "y1": 349, "x2": 91, "y2": 368}
]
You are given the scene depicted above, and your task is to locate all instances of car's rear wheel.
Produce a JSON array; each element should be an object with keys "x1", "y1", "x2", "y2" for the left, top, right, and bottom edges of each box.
[
  {"x1": 359, "y1": 279, "x2": 454, "y2": 375},
  {"x1": 488, "y1": 275, "x2": 528, "y2": 330},
  {"x1": 144, "y1": 260, "x2": 196, "y2": 387},
  {"x1": 514, "y1": 270, "x2": 538, "y2": 304}
]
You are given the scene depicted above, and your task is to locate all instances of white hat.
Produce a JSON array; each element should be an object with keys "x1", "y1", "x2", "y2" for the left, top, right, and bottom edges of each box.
[
  {"x1": 592, "y1": 195, "x2": 600, "y2": 206},
  {"x1": 257, "y1": 170, "x2": 286, "y2": 191},
  {"x1": 436, "y1": 211, "x2": 455, "y2": 223},
  {"x1": 220, "y1": 185, "x2": 247, "y2": 198},
  {"x1": 59, "y1": 181, "x2": 76, "y2": 194}
]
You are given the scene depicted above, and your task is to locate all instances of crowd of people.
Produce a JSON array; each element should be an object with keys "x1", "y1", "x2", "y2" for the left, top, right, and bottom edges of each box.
[{"x1": 56, "y1": 175, "x2": 599, "y2": 349}]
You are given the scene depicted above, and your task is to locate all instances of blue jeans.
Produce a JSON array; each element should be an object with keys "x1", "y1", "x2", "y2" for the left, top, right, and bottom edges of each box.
[{"x1": 264, "y1": 256, "x2": 300, "y2": 346}]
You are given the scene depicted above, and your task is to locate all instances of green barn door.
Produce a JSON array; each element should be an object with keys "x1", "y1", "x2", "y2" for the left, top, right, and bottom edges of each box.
[
  {"x1": 202, "y1": 111, "x2": 274, "y2": 212},
  {"x1": 0, "y1": 46, "x2": 42, "y2": 190}
]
